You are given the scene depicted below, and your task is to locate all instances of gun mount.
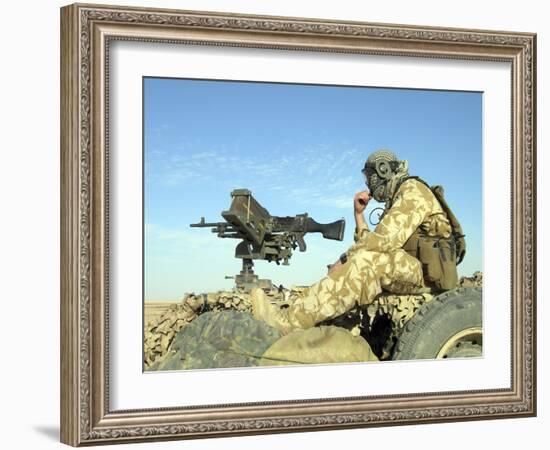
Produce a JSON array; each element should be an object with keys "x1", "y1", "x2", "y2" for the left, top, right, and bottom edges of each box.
[{"x1": 190, "y1": 189, "x2": 346, "y2": 292}]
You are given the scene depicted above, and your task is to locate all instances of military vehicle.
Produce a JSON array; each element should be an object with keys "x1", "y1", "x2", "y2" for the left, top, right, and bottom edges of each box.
[{"x1": 144, "y1": 189, "x2": 482, "y2": 370}]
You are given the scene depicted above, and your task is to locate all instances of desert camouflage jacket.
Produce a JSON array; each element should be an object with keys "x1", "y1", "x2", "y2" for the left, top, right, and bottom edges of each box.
[{"x1": 347, "y1": 178, "x2": 452, "y2": 256}]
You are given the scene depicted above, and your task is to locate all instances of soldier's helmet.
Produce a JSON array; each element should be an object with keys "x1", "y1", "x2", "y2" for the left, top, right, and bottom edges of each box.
[{"x1": 362, "y1": 149, "x2": 401, "y2": 201}]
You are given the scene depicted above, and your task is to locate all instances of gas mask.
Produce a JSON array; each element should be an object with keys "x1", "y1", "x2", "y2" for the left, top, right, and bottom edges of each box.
[{"x1": 362, "y1": 150, "x2": 408, "y2": 203}]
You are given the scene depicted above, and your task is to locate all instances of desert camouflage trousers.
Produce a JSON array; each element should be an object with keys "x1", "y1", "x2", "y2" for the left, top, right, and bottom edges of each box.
[{"x1": 285, "y1": 249, "x2": 425, "y2": 330}]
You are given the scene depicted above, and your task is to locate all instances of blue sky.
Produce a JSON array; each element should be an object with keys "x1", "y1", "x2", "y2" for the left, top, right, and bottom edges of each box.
[{"x1": 144, "y1": 78, "x2": 482, "y2": 301}]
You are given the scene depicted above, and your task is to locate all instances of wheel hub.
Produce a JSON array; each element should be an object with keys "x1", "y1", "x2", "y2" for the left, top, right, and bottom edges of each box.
[{"x1": 437, "y1": 327, "x2": 482, "y2": 359}]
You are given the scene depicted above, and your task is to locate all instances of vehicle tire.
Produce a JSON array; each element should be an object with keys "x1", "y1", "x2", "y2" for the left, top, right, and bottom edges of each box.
[{"x1": 392, "y1": 287, "x2": 482, "y2": 360}]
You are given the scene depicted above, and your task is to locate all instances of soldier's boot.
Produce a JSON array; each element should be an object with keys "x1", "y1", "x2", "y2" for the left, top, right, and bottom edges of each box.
[{"x1": 251, "y1": 288, "x2": 294, "y2": 335}]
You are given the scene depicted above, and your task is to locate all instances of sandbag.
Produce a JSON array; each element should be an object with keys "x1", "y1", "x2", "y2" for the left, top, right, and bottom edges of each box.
[{"x1": 259, "y1": 326, "x2": 378, "y2": 366}]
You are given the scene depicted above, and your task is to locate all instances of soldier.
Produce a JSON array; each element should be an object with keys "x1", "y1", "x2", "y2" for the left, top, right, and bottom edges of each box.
[{"x1": 251, "y1": 149, "x2": 464, "y2": 335}]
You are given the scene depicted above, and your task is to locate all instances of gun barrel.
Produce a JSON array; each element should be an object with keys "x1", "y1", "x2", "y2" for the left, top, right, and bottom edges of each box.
[
  {"x1": 190, "y1": 222, "x2": 227, "y2": 228},
  {"x1": 190, "y1": 217, "x2": 227, "y2": 228}
]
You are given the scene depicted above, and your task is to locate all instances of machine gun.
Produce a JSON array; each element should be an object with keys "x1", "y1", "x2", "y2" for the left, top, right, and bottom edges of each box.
[{"x1": 190, "y1": 189, "x2": 346, "y2": 292}]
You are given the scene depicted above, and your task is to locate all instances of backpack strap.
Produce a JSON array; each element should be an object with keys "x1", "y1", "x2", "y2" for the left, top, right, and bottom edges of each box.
[{"x1": 429, "y1": 185, "x2": 467, "y2": 265}]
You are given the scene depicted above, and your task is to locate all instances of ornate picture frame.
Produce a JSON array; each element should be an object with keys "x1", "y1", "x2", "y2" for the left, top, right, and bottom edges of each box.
[{"x1": 60, "y1": 3, "x2": 536, "y2": 446}]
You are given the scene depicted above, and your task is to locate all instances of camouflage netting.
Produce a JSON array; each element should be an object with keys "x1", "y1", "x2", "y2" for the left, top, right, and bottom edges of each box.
[
  {"x1": 365, "y1": 292, "x2": 433, "y2": 330},
  {"x1": 458, "y1": 271, "x2": 483, "y2": 287}
]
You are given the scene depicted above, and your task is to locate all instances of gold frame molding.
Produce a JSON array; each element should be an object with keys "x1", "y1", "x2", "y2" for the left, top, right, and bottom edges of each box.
[{"x1": 60, "y1": 3, "x2": 537, "y2": 446}]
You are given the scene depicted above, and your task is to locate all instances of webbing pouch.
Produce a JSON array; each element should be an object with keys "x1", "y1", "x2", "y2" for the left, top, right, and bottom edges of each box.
[
  {"x1": 418, "y1": 237, "x2": 442, "y2": 283},
  {"x1": 436, "y1": 238, "x2": 458, "y2": 290}
]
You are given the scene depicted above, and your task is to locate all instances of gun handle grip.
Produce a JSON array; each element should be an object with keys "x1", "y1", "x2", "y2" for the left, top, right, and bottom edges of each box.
[{"x1": 296, "y1": 236, "x2": 306, "y2": 252}]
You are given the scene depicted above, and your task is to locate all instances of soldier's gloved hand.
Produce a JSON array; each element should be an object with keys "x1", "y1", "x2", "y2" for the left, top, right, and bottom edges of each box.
[{"x1": 354, "y1": 190, "x2": 372, "y2": 214}]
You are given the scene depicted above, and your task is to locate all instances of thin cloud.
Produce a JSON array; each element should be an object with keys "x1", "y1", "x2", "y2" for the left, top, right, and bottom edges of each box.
[
  {"x1": 191, "y1": 151, "x2": 217, "y2": 159},
  {"x1": 316, "y1": 196, "x2": 352, "y2": 209}
]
